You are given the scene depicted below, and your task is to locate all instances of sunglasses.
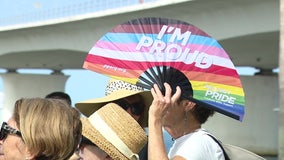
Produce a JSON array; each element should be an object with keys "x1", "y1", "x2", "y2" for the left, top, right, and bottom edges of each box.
[
  {"x1": 0, "y1": 122, "x2": 22, "y2": 140},
  {"x1": 113, "y1": 99, "x2": 145, "y2": 116}
]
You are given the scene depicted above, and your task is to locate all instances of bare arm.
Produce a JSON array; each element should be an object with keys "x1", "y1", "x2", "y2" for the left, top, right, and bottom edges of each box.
[
  {"x1": 148, "y1": 83, "x2": 181, "y2": 160},
  {"x1": 148, "y1": 110, "x2": 167, "y2": 160}
]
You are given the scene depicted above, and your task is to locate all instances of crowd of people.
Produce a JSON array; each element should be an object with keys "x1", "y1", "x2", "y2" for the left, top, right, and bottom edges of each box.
[{"x1": 0, "y1": 73, "x2": 226, "y2": 160}]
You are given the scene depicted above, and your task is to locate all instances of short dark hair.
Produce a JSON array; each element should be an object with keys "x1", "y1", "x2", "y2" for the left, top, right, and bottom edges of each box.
[
  {"x1": 192, "y1": 104, "x2": 215, "y2": 124},
  {"x1": 164, "y1": 67, "x2": 214, "y2": 124},
  {"x1": 45, "y1": 91, "x2": 72, "y2": 105}
]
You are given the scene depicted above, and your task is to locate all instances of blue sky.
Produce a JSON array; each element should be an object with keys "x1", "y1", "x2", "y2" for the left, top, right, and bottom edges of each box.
[
  {"x1": 63, "y1": 69, "x2": 110, "y2": 105},
  {"x1": 0, "y1": 69, "x2": 110, "y2": 106}
]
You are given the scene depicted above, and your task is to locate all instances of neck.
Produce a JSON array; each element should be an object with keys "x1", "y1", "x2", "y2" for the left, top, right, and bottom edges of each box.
[{"x1": 165, "y1": 120, "x2": 201, "y2": 140}]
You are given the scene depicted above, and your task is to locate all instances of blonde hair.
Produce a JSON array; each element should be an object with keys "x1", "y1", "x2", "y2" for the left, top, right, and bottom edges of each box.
[{"x1": 13, "y1": 98, "x2": 82, "y2": 160}]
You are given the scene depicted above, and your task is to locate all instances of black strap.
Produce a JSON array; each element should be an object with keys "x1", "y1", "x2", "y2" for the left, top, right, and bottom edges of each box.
[{"x1": 206, "y1": 134, "x2": 230, "y2": 160}]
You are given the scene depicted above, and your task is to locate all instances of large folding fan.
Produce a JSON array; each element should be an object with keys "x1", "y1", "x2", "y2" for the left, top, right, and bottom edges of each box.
[{"x1": 83, "y1": 17, "x2": 245, "y2": 121}]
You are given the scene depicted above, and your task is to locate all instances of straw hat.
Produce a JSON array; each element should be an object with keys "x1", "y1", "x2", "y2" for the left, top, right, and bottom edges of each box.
[
  {"x1": 75, "y1": 78, "x2": 153, "y2": 127},
  {"x1": 81, "y1": 103, "x2": 147, "y2": 160}
]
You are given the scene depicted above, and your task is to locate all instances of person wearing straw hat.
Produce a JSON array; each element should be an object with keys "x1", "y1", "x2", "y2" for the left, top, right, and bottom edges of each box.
[
  {"x1": 75, "y1": 78, "x2": 153, "y2": 128},
  {"x1": 79, "y1": 103, "x2": 147, "y2": 160},
  {"x1": 76, "y1": 78, "x2": 153, "y2": 160}
]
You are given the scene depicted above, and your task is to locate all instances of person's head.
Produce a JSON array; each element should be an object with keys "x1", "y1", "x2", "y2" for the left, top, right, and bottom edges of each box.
[
  {"x1": 75, "y1": 78, "x2": 153, "y2": 128},
  {"x1": 80, "y1": 103, "x2": 147, "y2": 160},
  {"x1": 0, "y1": 98, "x2": 82, "y2": 160},
  {"x1": 162, "y1": 67, "x2": 214, "y2": 126},
  {"x1": 45, "y1": 91, "x2": 72, "y2": 105}
]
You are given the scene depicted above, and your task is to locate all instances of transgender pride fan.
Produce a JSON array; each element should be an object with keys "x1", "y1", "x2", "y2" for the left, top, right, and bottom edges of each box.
[{"x1": 83, "y1": 17, "x2": 245, "y2": 121}]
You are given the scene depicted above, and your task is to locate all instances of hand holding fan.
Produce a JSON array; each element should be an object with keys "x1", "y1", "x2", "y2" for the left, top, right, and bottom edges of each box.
[{"x1": 83, "y1": 17, "x2": 245, "y2": 121}]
